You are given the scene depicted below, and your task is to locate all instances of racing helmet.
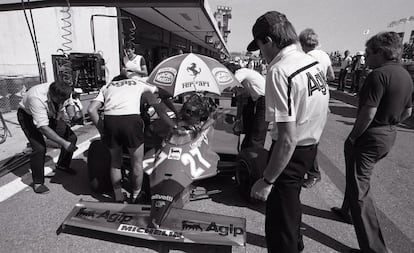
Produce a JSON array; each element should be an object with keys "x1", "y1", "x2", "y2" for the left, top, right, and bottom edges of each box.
[{"x1": 180, "y1": 93, "x2": 216, "y2": 123}]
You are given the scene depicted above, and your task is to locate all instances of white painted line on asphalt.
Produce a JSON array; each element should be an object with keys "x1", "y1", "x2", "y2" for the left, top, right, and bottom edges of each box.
[
  {"x1": 0, "y1": 134, "x2": 99, "y2": 202},
  {"x1": 0, "y1": 166, "x2": 53, "y2": 202}
]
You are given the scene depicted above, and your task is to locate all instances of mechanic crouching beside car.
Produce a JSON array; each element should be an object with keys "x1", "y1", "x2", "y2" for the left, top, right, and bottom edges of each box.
[
  {"x1": 87, "y1": 74, "x2": 177, "y2": 204},
  {"x1": 17, "y1": 81, "x2": 78, "y2": 194}
]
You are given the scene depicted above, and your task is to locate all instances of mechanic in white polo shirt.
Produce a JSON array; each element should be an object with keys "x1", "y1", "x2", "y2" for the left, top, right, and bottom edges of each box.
[
  {"x1": 248, "y1": 11, "x2": 330, "y2": 252},
  {"x1": 17, "y1": 81, "x2": 78, "y2": 194},
  {"x1": 299, "y1": 28, "x2": 335, "y2": 188},
  {"x1": 88, "y1": 74, "x2": 176, "y2": 204},
  {"x1": 225, "y1": 62, "x2": 268, "y2": 150}
]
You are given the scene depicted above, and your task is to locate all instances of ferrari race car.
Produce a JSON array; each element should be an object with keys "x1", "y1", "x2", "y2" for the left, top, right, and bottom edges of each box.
[{"x1": 61, "y1": 93, "x2": 268, "y2": 248}]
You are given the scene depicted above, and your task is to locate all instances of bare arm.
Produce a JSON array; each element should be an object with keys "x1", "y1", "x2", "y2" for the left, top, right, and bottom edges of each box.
[
  {"x1": 263, "y1": 121, "x2": 297, "y2": 182},
  {"x1": 326, "y1": 65, "x2": 335, "y2": 82},
  {"x1": 142, "y1": 91, "x2": 176, "y2": 129},
  {"x1": 124, "y1": 57, "x2": 148, "y2": 76},
  {"x1": 348, "y1": 105, "x2": 377, "y2": 141},
  {"x1": 250, "y1": 121, "x2": 297, "y2": 201},
  {"x1": 38, "y1": 126, "x2": 71, "y2": 149},
  {"x1": 87, "y1": 100, "x2": 104, "y2": 136}
]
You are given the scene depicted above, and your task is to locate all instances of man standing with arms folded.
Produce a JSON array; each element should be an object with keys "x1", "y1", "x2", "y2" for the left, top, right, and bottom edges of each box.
[
  {"x1": 248, "y1": 11, "x2": 330, "y2": 253},
  {"x1": 17, "y1": 81, "x2": 78, "y2": 194},
  {"x1": 331, "y1": 31, "x2": 412, "y2": 253},
  {"x1": 299, "y1": 28, "x2": 335, "y2": 188}
]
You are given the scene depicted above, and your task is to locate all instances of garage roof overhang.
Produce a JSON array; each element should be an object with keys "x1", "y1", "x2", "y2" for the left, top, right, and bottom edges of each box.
[{"x1": 0, "y1": 0, "x2": 229, "y2": 56}]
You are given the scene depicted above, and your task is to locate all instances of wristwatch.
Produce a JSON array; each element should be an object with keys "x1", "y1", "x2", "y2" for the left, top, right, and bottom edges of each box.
[{"x1": 263, "y1": 177, "x2": 274, "y2": 186}]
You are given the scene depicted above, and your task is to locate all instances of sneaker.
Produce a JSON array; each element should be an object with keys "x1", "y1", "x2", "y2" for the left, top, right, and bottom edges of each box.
[
  {"x1": 56, "y1": 165, "x2": 77, "y2": 175},
  {"x1": 302, "y1": 176, "x2": 321, "y2": 188},
  {"x1": 331, "y1": 207, "x2": 353, "y2": 224},
  {"x1": 33, "y1": 184, "x2": 50, "y2": 194}
]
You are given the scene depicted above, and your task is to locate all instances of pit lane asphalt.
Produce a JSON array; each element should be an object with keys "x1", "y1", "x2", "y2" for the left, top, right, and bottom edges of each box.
[{"x1": 0, "y1": 87, "x2": 413, "y2": 252}]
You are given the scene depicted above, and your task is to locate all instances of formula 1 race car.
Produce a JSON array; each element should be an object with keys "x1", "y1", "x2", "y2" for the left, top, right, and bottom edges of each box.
[
  {"x1": 61, "y1": 54, "x2": 268, "y2": 248},
  {"x1": 61, "y1": 93, "x2": 269, "y2": 248}
]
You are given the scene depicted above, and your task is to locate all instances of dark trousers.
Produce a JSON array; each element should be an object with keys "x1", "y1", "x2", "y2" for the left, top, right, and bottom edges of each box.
[
  {"x1": 241, "y1": 96, "x2": 269, "y2": 150},
  {"x1": 265, "y1": 142, "x2": 317, "y2": 253},
  {"x1": 351, "y1": 70, "x2": 362, "y2": 93},
  {"x1": 306, "y1": 144, "x2": 320, "y2": 179},
  {"x1": 338, "y1": 69, "x2": 347, "y2": 91},
  {"x1": 17, "y1": 108, "x2": 77, "y2": 184},
  {"x1": 343, "y1": 125, "x2": 396, "y2": 253}
]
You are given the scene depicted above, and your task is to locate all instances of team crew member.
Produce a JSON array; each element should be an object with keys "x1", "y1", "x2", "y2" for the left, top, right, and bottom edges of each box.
[
  {"x1": 338, "y1": 50, "x2": 353, "y2": 91},
  {"x1": 17, "y1": 81, "x2": 78, "y2": 194},
  {"x1": 332, "y1": 32, "x2": 412, "y2": 253},
  {"x1": 299, "y1": 28, "x2": 335, "y2": 188},
  {"x1": 123, "y1": 42, "x2": 148, "y2": 79},
  {"x1": 225, "y1": 62, "x2": 268, "y2": 149},
  {"x1": 248, "y1": 11, "x2": 330, "y2": 252},
  {"x1": 88, "y1": 75, "x2": 176, "y2": 203}
]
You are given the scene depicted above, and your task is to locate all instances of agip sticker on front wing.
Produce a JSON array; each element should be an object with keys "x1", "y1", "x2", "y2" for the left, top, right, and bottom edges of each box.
[{"x1": 62, "y1": 200, "x2": 246, "y2": 246}]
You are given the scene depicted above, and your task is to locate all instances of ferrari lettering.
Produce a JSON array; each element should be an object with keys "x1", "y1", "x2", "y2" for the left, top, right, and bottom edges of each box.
[
  {"x1": 182, "y1": 81, "x2": 210, "y2": 89},
  {"x1": 306, "y1": 71, "x2": 327, "y2": 96},
  {"x1": 205, "y1": 222, "x2": 244, "y2": 237},
  {"x1": 118, "y1": 224, "x2": 183, "y2": 239}
]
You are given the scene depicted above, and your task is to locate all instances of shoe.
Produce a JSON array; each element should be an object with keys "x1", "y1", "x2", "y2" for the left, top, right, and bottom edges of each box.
[
  {"x1": 331, "y1": 207, "x2": 353, "y2": 224},
  {"x1": 298, "y1": 237, "x2": 304, "y2": 252},
  {"x1": 56, "y1": 165, "x2": 77, "y2": 175},
  {"x1": 33, "y1": 184, "x2": 50, "y2": 194},
  {"x1": 302, "y1": 176, "x2": 321, "y2": 188}
]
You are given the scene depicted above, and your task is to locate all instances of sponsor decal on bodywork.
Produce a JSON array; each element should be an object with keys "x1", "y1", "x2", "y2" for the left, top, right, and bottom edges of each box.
[
  {"x1": 75, "y1": 207, "x2": 133, "y2": 223},
  {"x1": 182, "y1": 220, "x2": 244, "y2": 237},
  {"x1": 151, "y1": 194, "x2": 173, "y2": 202},
  {"x1": 154, "y1": 67, "x2": 177, "y2": 86},
  {"x1": 62, "y1": 200, "x2": 246, "y2": 246},
  {"x1": 118, "y1": 224, "x2": 183, "y2": 239},
  {"x1": 168, "y1": 147, "x2": 182, "y2": 160}
]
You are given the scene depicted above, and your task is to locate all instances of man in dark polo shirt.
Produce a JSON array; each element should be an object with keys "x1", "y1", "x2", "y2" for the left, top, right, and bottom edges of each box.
[{"x1": 331, "y1": 31, "x2": 413, "y2": 253}]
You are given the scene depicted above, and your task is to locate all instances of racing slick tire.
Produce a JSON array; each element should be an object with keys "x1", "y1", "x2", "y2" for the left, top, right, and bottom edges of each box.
[
  {"x1": 87, "y1": 139, "x2": 112, "y2": 193},
  {"x1": 235, "y1": 147, "x2": 268, "y2": 202}
]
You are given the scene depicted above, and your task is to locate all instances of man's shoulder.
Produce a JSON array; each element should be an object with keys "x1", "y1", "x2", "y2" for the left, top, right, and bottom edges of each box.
[{"x1": 273, "y1": 51, "x2": 317, "y2": 74}]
